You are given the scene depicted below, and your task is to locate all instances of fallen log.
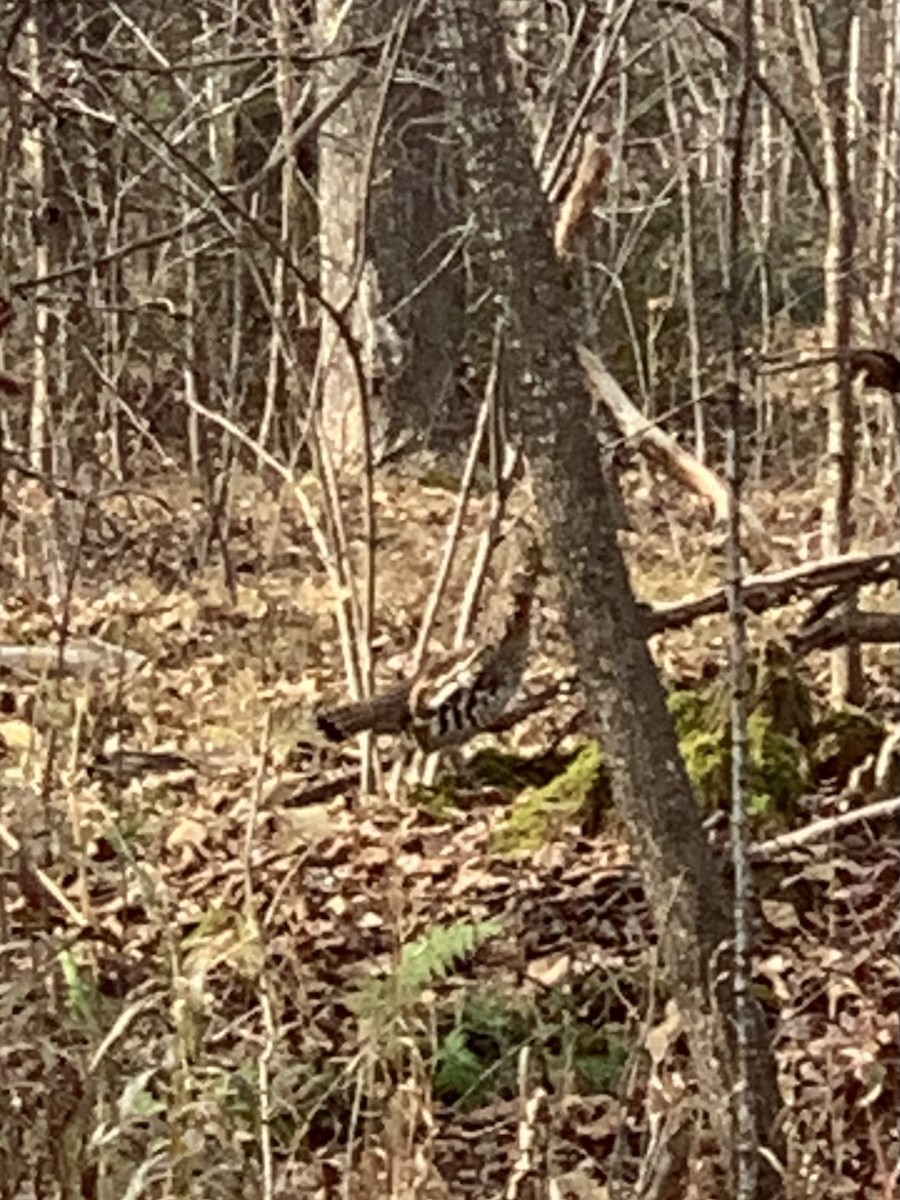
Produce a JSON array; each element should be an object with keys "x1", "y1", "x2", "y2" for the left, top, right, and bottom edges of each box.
[
  {"x1": 309, "y1": 552, "x2": 897, "y2": 756},
  {"x1": 644, "y1": 549, "x2": 899, "y2": 636}
]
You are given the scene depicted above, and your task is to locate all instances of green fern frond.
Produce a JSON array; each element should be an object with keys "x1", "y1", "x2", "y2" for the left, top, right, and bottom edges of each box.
[
  {"x1": 434, "y1": 1026, "x2": 487, "y2": 1100},
  {"x1": 349, "y1": 918, "x2": 502, "y2": 1028}
]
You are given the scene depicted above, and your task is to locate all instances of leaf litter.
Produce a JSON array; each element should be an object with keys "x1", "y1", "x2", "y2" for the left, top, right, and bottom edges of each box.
[{"x1": 0, "y1": 468, "x2": 896, "y2": 1198}]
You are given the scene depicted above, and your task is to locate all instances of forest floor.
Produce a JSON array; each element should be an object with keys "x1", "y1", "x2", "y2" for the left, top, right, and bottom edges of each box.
[{"x1": 0, "y1": 457, "x2": 897, "y2": 1199}]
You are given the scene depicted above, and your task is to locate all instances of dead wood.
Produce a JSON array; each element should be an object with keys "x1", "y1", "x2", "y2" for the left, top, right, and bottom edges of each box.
[
  {"x1": 751, "y1": 796, "x2": 900, "y2": 859},
  {"x1": 553, "y1": 130, "x2": 611, "y2": 257},
  {"x1": 272, "y1": 772, "x2": 360, "y2": 809},
  {"x1": 788, "y1": 608, "x2": 899, "y2": 656},
  {"x1": 0, "y1": 818, "x2": 88, "y2": 926},
  {"x1": 0, "y1": 370, "x2": 25, "y2": 396},
  {"x1": 644, "y1": 549, "x2": 899, "y2": 636},
  {"x1": 759, "y1": 347, "x2": 900, "y2": 395},
  {"x1": 0, "y1": 640, "x2": 147, "y2": 679},
  {"x1": 315, "y1": 552, "x2": 896, "y2": 754},
  {"x1": 578, "y1": 345, "x2": 772, "y2": 566}
]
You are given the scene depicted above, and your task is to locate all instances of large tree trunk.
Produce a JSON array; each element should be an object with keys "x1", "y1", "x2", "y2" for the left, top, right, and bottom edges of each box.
[
  {"x1": 317, "y1": 1, "x2": 469, "y2": 464},
  {"x1": 441, "y1": 1, "x2": 784, "y2": 1192},
  {"x1": 368, "y1": 5, "x2": 469, "y2": 452}
]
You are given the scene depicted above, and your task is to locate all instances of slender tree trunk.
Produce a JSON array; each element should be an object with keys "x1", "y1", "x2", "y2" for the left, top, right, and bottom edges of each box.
[
  {"x1": 792, "y1": 2, "x2": 862, "y2": 704},
  {"x1": 824, "y1": 14, "x2": 862, "y2": 704},
  {"x1": 23, "y1": 15, "x2": 49, "y2": 473},
  {"x1": 441, "y1": 1, "x2": 784, "y2": 1192}
]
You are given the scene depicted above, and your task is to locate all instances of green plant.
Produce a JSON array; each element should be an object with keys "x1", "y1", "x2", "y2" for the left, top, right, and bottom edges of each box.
[
  {"x1": 348, "y1": 919, "x2": 502, "y2": 1036},
  {"x1": 493, "y1": 741, "x2": 612, "y2": 850},
  {"x1": 433, "y1": 982, "x2": 633, "y2": 1110},
  {"x1": 668, "y1": 661, "x2": 811, "y2": 821},
  {"x1": 434, "y1": 991, "x2": 529, "y2": 1108}
]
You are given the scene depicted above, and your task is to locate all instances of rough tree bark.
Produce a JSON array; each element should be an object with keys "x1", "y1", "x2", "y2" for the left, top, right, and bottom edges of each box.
[{"x1": 440, "y1": 0, "x2": 784, "y2": 1192}]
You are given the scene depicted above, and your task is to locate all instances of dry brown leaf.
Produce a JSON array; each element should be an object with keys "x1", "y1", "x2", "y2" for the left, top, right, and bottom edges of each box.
[{"x1": 525, "y1": 952, "x2": 572, "y2": 988}]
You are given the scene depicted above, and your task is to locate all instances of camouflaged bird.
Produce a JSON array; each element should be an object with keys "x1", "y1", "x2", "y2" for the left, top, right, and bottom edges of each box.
[{"x1": 316, "y1": 546, "x2": 542, "y2": 752}]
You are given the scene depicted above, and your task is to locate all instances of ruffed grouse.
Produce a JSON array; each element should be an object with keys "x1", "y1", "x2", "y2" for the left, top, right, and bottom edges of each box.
[{"x1": 316, "y1": 548, "x2": 541, "y2": 752}]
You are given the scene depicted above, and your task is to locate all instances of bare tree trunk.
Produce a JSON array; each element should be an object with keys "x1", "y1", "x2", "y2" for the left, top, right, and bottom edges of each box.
[
  {"x1": 315, "y1": 0, "x2": 379, "y2": 466},
  {"x1": 872, "y1": 4, "x2": 900, "y2": 334},
  {"x1": 441, "y1": 1, "x2": 784, "y2": 1192},
  {"x1": 792, "y1": 2, "x2": 862, "y2": 705},
  {"x1": 368, "y1": 4, "x2": 468, "y2": 453},
  {"x1": 662, "y1": 46, "x2": 705, "y2": 462},
  {"x1": 22, "y1": 14, "x2": 49, "y2": 474}
]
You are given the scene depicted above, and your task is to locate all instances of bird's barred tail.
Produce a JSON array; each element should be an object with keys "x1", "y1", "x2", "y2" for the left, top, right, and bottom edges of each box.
[{"x1": 315, "y1": 681, "x2": 414, "y2": 742}]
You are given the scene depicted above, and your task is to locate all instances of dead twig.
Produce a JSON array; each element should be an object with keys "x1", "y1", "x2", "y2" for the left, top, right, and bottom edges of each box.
[
  {"x1": 0, "y1": 818, "x2": 88, "y2": 927},
  {"x1": 751, "y1": 796, "x2": 900, "y2": 860}
]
